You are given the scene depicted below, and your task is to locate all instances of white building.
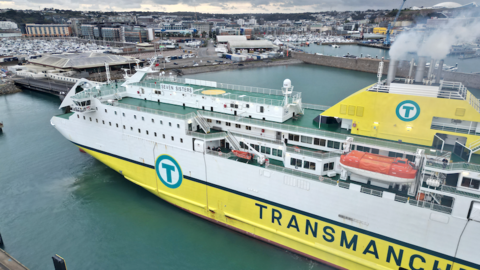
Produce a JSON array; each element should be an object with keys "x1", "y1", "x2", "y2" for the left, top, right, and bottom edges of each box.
[{"x1": 0, "y1": 21, "x2": 18, "y2": 30}]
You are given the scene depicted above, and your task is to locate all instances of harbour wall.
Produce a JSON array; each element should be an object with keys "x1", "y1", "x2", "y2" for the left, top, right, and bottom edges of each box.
[
  {"x1": 0, "y1": 83, "x2": 21, "y2": 95},
  {"x1": 180, "y1": 58, "x2": 302, "y2": 75},
  {"x1": 292, "y1": 52, "x2": 480, "y2": 89}
]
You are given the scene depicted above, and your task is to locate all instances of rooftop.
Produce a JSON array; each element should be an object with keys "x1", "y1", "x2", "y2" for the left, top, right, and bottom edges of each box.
[{"x1": 29, "y1": 52, "x2": 136, "y2": 69}]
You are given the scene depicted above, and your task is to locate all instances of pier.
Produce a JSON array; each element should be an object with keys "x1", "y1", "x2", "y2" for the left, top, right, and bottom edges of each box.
[
  {"x1": 13, "y1": 78, "x2": 74, "y2": 99},
  {"x1": 0, "y1": 249, "x2": 29, "y2": 270}
]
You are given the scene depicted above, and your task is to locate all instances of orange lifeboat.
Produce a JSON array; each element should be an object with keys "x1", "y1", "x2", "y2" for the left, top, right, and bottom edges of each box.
[
  {"x1": 339, "y1": 150, "x2": 417, "y2": 183},
  {"x1": 232, "y1": 150, "x2": 253, "y2": 160}
]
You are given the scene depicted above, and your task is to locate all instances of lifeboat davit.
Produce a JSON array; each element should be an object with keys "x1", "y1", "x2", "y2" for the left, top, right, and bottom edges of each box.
[
  {"x1": 339, "y1": 151, "x2": 417, "y2": 183},
  {"x1": 232, "y1": 150, "x2": 252, "y2": 160}
]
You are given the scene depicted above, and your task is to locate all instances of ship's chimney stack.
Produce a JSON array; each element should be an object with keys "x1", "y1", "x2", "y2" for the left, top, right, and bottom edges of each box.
[
  {"x1": 408, "y1": 58, "x2": 415, "y2": 83},
  {"x1": 427, "y1": 59, "x2": 436, "y2": 81},
  {"x1": 436, "y1": 59, "x2": 444, "y2": 82},
  {"x1": 415, "y1": 56, "x2": 427, "y2": 83},
  {"x1": 387, "y1": 60, "x2": 398, "y2": 85}
]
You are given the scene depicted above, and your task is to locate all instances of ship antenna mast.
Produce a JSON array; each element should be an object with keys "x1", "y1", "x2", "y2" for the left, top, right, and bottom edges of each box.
[{"x1": 282, "y1": 79, "x2": 293, "y2": 107}]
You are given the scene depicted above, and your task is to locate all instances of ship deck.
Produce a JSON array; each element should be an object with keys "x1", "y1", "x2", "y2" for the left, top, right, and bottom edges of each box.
[{"x1": 135, "y1": 79, "x2": 293, "y2": 104}]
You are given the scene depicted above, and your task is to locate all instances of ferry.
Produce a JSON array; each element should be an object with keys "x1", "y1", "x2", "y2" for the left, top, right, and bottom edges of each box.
[{"x1": 51, "y1": 56, "x2": 480, "y2": 270}]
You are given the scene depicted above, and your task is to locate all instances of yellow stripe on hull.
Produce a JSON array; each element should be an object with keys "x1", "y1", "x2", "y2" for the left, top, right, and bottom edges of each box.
[{"x1": 78, "y1": 145, "x2": 476, "y2": 270}]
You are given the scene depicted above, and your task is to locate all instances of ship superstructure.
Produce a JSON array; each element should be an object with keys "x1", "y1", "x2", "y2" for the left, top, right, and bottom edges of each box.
[{"x1": 52, "y1": 59, "x2": 480, "y2": 270}]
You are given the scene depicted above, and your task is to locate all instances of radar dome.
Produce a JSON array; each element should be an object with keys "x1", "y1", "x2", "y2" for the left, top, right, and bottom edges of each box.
[{"x1": 283, "y1": 79, "x2": 292, "y2": 88}]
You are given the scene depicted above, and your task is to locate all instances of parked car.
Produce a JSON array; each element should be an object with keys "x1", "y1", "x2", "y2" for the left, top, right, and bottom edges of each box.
[{"x1": 173, "y1": 63, "x2": 178, "y2": 65}]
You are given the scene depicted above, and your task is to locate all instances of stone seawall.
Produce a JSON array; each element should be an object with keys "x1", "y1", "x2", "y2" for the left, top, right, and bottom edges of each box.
[
  {"x1": 0, "y1": 83, "x2": 21, "y2": 95},
  {"x1": 180, "y1": 58, "x2": 302, "y2": 75},
  {"x1": 292, "y1": 52, "x2": 480, "y2": 89}
]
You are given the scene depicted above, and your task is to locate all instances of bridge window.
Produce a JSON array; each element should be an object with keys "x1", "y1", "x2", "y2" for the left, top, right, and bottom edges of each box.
[
  {"x1": 102, "y1": 120, "x2": 105, "y2": 124},
  {"x1": 216, "y1": 120, "x2": 221, "y2": 124},
  {"x1": 171, "y1": 136, "x2": 174, "y2": 141},
  {"x1": 83, "y1": 116, "x2": 86, "y2": 120},
  {"x1": 160, "y1": 120, "x2": 163, "y2": 125},
  {"x1": 323, "y1": 162, "x2": 335, "y2": 171},
  {"x1": 96, "y1": 119, "x2": 98, "y2": 123},
  {"x1": 109, "y1": 122, "x2": 111, "y2": 126},
  {"x1": 180, "y1": 138, "x2": 183, "y2": 143},
  {"x1": 123, "y1": 125, "x2": 125, "y2": 129},
  {"x1": 246, "y1": 126, "x2": 252, "y2": 130},
  {"x1": 105, "y1": 109, "x2": 107, "y2": 113},
  {"x1": 123, "y1": 113, "x2": 125, "y2": 117},
  {"x1": 138, "y1": 129, "x2": 141, "y2": 133},
  {"x1": 207, "y1": 119, "x2": 212, "y2": 123},
  {"x1": 146, "y1": 130, "x2": 149, "y2": 135},
  {"x1": 89, "y1": 117, "x2": 92, "y2": 121},
  {"x1": 169, "y1": 122, "x2": 172, "y2": 127},
  {"x1": 177, "y1": 124, "x2": 180, "y2": 128},
  {"x1": 116, "y1": 124, "x2": 118, "y2": 128},
  {"x1": 134, "y1": 115, "x2": 137, "y2": 119},
  {"x1": 163, "y1": 134, "x2": 165, "y2": 139},
  {"x1": 152, "y1": 119, "x2": 154, "y2": 123},
  {"x1": 226, "y1": 122, "x2": 231, "y2": 126}
]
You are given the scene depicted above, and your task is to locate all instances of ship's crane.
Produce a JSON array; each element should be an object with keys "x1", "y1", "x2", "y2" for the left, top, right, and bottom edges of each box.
[{"x1": 384, "y1": 0, "x2": 406, "y2": 46}]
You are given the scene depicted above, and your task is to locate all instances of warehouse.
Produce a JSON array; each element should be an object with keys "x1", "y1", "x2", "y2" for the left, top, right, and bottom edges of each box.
[
  {"x1": 227, "y1": 40, "x2": 276, "y2": 53},
  {"x1": 216, "y1": 35, "x2": 247, "y2": 44}
]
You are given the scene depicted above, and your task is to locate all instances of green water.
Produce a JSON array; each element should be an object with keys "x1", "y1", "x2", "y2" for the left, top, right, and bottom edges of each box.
[{"x1": 0, "y1": 65, "x2": 379, "y2": 269}]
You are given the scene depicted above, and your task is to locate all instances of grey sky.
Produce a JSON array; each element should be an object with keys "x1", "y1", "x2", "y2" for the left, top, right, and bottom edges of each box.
[{"x1": 0, "y1": 0, "x2": 477, "y2": 13}]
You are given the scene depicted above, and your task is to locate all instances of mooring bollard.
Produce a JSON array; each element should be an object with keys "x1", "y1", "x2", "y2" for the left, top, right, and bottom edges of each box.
[{"x1": 52, "y1": 254, "x2": 67, "y2": 270}]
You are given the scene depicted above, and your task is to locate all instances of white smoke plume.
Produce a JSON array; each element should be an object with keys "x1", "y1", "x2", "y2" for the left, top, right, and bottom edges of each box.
[{"x1": 389, "y1": 13, "x2": 480, "y2": 60}]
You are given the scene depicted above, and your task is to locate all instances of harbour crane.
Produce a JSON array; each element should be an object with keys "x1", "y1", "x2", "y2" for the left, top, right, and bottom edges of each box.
[{"x1": 384, "y1": 0, "x2": 406, "y2": 46}]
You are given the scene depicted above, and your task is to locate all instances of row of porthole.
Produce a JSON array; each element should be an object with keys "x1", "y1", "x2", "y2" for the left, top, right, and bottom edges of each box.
[
  {"x1": 104, "y1": 109, "x2": 182, "y2": 129},
  {"x1": 77, "y1": 114, "x2": 184, "y2": 143}
]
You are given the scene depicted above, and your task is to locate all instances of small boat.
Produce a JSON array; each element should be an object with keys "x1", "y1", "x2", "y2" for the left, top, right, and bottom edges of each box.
[
  {"x1": 331, "y1": 44, "x2": 340, "y2": 48},
  {"x1": 232, "y1": 150, "x2": 252, "y2": 160},
  {"x1": 340, "y1": 150, "x2": 417, "y2": 183}
]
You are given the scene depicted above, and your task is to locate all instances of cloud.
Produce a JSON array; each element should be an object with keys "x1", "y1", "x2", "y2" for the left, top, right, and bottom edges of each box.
[{"x1": 3, "y1": 0, "x2": 477, "y2": 12}]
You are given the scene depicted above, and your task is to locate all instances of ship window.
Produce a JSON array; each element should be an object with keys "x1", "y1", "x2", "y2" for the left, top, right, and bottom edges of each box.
[
  {"x1": 160, "y1": 120, "x2": 163, "y2": 125},
  {"x1": 230, "y1": 104, "x2": 235, "y2": 108},
  {"x1": 389, "y1": 151, "x2": 403, "y2": 158},
  {"x1": 77, "y1": 115, "x2": 79, "y2": 118},
  {"x1": 304, "y1": 161, "x2": 316, "y2": 170},
  {"x1": 102, "y1": 120, "x2": 105, "y2": 124},
  {"x1": 109, "y1": 122, "x2": 111, "y2": 126},
  {"x1": 314, "y1": 138, "x2": 326, "y2": 146},
  {"x1": 89, "y1": 117, "x2": 92, "y2": 121},
  {"x1": 171, "y1": 136, "x2": 174, "y2": 141},
  {"x1": 138, "y1": 129, "x2": 141, "y2": 133},
  {"x1": 207, "y1": 119, "x2": 212, "y2": 123},
  {"x1": 290, "y1": 158, "x2": 302, "y2": 168},
  {"x1": 146, "y1": 130, "x2": 149, "y2": 135},
  {"x1": 123, "y1": 125, "x2": 125, "y2": 129},
  {"x1": 406, "y1": 155, "x2": 415, "y2": 162},
  {"x1": 246, "y1": 104, "x2": 250, "y2": 108},
  {"x1": 131, "y1": 127, "x2": 133, "y2": 131},
  {"x1": 324, "y1": 162, "x2": 335, "y2": 171},
  {"x1": 261, "y1": 146, "x2": 271, "y2": 154},
  {"x1": 235, "y1": 124, "x2": 241, "y2": 128},
  {"x1": 152, "y1": 119, "x2": 154, "y2": 123},
  {"x1": 116, "y1": 123, "x2": 118, "y2": 128},
  {"x1": 288, "y1": 134, "x2": 300, "y2": 142},
  {"x1": 301, "y1": 136, "x2": 312, "y2": 144},
  {"x1": 253, "y1": 144, "x2": 260, "y2": 152},
  {"x1": 246, "y1": 126, "x2": 252, "y2": 130},
  {"x1": 115, "y1": 111, "x2": 117, "y2": 115},
  {"x1": 177, "y1": 124, "x2": 180, "y2": 128},
  {"x1": 226, "y1": 122, "x2": 231, "y2": 126},
  {"x1": 333, "y1": 142, "x2": 340, "y2": 149},
  {"x1": 163, "y1": 134, "x2": 165, "y2": 139},
  {"x1": 142, "y1": 117, "x2": 144, "y2": 121},
  {"x1": 272, "y1": 149, "x2": 283, "y2": 157},
  {"x1": 371, "y1": 148, "x2": 379, "y2": 154},
  {"x1": 105, "y1": 109, "x2": 107, "y2": 113},
  {"x1": 123, "y1": 113, "x2": 125, "y2": 117},
  {"x1": 134, "y1": 115, "x2": 137, "y2": 119},
  {"x1": 154, "y1": 132, "x2": 157, "y2": 137},
  {"x1": 461, "y1": 177, "x2": 480, "y2": 189},
  {"x1": 96, "y1": 119, "x2": 98, "y2": 123},
  {"x1": 83, "y1": 116, "x2": 86, "y2": 120},
  {"x1": 216, "y1": 120, "x2": 221, "y2": 124},
  {"x1": 180, "y1": 138, "x2": 183, "y2": 143},
  {"x1": 169, "y1": 122, "x2": 172, "y2": 127}
]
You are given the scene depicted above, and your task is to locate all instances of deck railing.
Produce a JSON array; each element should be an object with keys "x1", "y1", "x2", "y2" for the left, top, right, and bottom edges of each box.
[
  {"x1": 286, "y1": 146, "x2": 341, "y2": 160},
  {"x1": 367, "y1": 82, "x2": 466, "y2": 100},
  {"x1": 72, "y1": 85, "x2": 126, "y2": 100},
  {"x1": 187, "y1": 131, "x2": 227, "y2": 140},
  {"x1": 425, "y1": 160, "x2": 480, "y2": 173}
]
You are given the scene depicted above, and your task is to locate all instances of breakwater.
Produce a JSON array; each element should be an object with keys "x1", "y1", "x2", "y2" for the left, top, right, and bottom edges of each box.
[
  {"x1": 0, "y1": 83, "x2": 21, "y2": 96},
  {"x1": 293, "y1": 52, "x2": 480, "y2": 89}
]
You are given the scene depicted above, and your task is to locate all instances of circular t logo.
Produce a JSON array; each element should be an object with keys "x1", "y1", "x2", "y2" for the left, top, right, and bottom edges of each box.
[
  {"x1": 155, "y1": 155, "x2": 183, "y2": 189},
  {"x1": 396, "y1": 100, "x2": 420, "y2": 122}
]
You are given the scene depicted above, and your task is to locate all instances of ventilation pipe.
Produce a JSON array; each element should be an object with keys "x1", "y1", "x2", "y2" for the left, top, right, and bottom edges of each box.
[
  {"x1": 415, "y1": 57, "x2": 427, "y2": 83},
  {"x1": 436, "y1": 59, "x2": 444, "y2": 82},
  {"x1": 387, "y1": 60, "x2": 398, "y2": 85},
  {"x1": 427, "y1": 59, "x2": 436, "y2": 81},
  {"x1": 408, "y1": 58, "x2": 415, "y2": 83}
]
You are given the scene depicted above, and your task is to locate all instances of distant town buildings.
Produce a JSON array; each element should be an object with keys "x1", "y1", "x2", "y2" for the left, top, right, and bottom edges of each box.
[{"x1": 25, "y1": 24, "x2": 72, "y2": 37}]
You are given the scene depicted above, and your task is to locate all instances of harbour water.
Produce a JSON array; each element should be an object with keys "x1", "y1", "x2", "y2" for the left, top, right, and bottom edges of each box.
[{"x1": 0, "y1": 63, "x2": 468, "y2": 269}]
